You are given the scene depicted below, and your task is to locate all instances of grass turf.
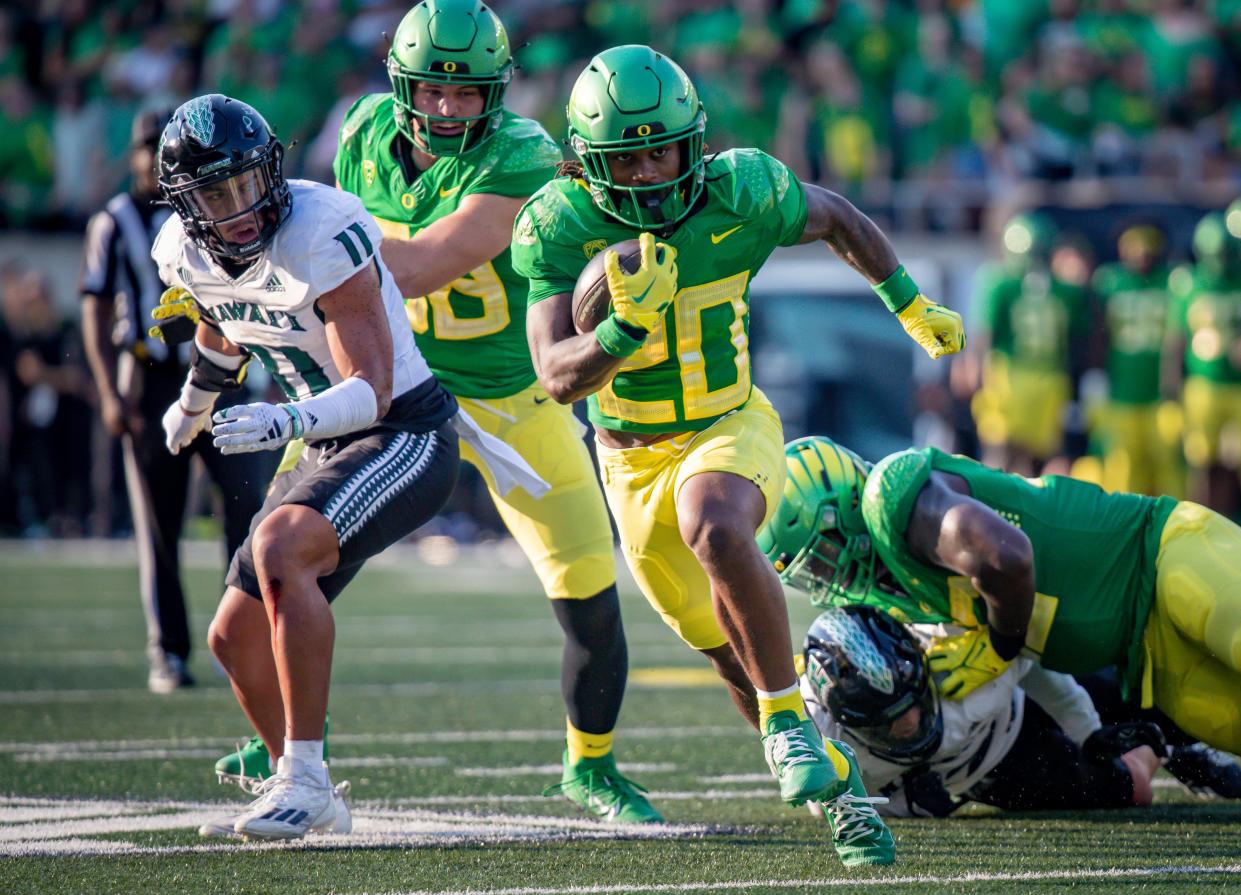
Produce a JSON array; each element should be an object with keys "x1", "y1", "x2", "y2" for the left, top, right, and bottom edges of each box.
[{"x1": 1, "y1": 547, "x2": 1240, "y2": 895}]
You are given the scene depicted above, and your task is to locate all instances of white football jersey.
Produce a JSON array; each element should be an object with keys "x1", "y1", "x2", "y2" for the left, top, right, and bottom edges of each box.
[{"x1": 152, "y1": 179, "x2": 431, "y2": 402}]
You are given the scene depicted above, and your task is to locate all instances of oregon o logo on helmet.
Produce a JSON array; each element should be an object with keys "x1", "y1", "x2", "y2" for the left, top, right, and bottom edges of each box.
[
  {"x1": 444, "y1": 61, "x2": 457, "y2": 73},
  {"x1": 637, "y1": 124, "x2": 652, "y2": 136}
]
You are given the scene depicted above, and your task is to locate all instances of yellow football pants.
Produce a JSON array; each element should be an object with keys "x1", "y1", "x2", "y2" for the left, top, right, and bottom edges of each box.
[
  {"x1": 595, "y1": 389, "x2": 786, "y2": 650},
  {"x1": 971, "y1": 353, "x2": 1070, "y2": 460},
  {"x1": 1094, "y1": 401, "x2": 1184, "y2": 497},
  {"x1": 1144, "y1": 501, "x2": 1241, "y2": 752},
  {"x1": 458, "y1": 382, "x2": 616, "y2": 600},
  {"x1": 1182, "y1": 376, "x2": 1241, "y2": 468}
]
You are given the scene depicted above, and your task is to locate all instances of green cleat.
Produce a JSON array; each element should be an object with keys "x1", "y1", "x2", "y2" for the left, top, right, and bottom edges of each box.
[
  {"x1": 811, "y1": 741, "x2": 896, "y2": 867},
  {"x1": 215, "y1": 717, "x2": 330, "y2": 793},
  {"x1": 543, "y1": 750, "x2": 664, "y2": 824},
  {"x1": 762, "y1": 710, "x2": 846, "y2": 806},
  {"x1": 215, "y1": 736, "x2": 272, "y2": 793}
]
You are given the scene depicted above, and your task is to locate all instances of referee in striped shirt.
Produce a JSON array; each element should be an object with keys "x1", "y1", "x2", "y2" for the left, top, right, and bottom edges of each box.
[{"x1": 80, "y1": 108, "x2": 277, "y2": 693}]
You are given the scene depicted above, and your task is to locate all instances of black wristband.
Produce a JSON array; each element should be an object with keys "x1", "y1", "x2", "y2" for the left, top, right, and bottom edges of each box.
[
  {"x1": 189, "y1": 343, "x2": 249, "y2": 392},
  {"x1": 988, "y1": 628, "x2": 1025, "y2": 661}
]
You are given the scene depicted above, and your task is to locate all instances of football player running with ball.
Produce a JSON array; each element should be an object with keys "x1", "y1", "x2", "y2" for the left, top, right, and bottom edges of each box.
[
  {"x1": 151, "y1": 94, "x2": 543, "y2": 840},
  {"x1": 326, "y1": 0, "x2": 652, "y2": 822},
  {"x1": 514, "y1": 45, "x2": 964, "y2": 867}
]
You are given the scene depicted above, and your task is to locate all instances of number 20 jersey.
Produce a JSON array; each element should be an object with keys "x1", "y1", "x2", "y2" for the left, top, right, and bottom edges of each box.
[
  {"x1": 511, "y1": 149, "x2": 807, "y2": 434},
  {"x1": 151, "y1": 179, "x2": 432, "y2": 402}
]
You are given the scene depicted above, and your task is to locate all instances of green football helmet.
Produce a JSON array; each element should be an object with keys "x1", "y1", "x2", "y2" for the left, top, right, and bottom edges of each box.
[
  {"x1": 1193, "y1": 211, "x2": 1241, "y2": 275},
  {"x1": 1000, "y1": 212, "x2": 1057, "y2": 267},
  {"x1": 757, "y1": 436, "x2": 877, "y2": 606},
  {"x1": 388, "y1": 0, "x2": 513, "y2": 157},
  {"x1": 566, "y1": 45, "x2": 707, "y2": 230}
]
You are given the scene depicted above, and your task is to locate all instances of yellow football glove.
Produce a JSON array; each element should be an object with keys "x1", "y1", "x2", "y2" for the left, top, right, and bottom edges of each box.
[
  {"x1": 148, "y1": 285, "x2": 202, "y2": 345},
  {"x1": 897, "y1": 295, "x2": 966, "y2": 360},
  {"x1": 927, "y1": 627, "x2": 1012, "y2": 700},
  {"x1": 605, "y1": 231, "x2": 678, "y2": 333}
]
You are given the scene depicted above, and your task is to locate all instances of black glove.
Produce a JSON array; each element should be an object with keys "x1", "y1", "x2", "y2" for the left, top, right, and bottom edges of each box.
[
  {"x1": 901, "y1": 768, "x2": 961, "y2": 818},
  {"x1": 1083, "y1": 721, "x2": 1168, "y2": 763}
]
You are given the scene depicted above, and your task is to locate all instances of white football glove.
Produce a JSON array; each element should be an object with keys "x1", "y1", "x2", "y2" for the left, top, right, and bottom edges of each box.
[
  {"x1": 211, "y1": 402, "x2": 298, "y2": 454},
  {"x1": 162, "y1": 397, "x2": 216, "y2": 455}
]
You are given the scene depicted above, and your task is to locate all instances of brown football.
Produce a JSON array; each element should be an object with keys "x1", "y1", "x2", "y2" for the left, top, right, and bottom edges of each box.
[{"x1": 571, "y1": 239, "x2": 642, "y2": 334}]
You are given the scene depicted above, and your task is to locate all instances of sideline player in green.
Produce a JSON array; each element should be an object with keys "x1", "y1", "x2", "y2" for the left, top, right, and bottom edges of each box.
[
  {"x1": 1166, "y1": 211, "x2": 1241, "y2": 519},
  {"x1": 1090, "y1": 223, "x2": 1181, "y2": 497},
  {"x1": 514, "y1": 44, "x2": 964, "y2": 866},
  {"x1": 216, "y1": 0, "x2": 655, "y2": 824},
  {"x1": 759, "y1": 435, "x2": 1241, "y2": 757},
  {"x1": 967, "y1": 213, "x2": 1088, "y2": 476}
]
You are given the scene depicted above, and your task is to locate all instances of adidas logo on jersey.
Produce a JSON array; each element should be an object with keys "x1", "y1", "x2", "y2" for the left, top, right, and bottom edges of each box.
[{"x1": 264, "y1": 273, "x2": 285, "y2": 293}]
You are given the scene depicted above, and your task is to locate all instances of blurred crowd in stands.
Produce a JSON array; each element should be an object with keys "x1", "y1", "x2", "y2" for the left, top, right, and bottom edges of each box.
[
  {"x1": 3, "y1": 0, "x2": 1241, "y2": 539},
  {"x1": 5, "y1": 0, "x2": 1241, "y2": 228}
]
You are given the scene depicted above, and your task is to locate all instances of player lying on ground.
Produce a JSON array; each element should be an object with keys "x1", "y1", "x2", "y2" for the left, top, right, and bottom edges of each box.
[
  {"x1": 800, "y1": 605, "x2": 1164, "y2": 817},
  {"x1": 150, "y1": 93, "x2": 544, "y2": 841},
  {"x1": 759, "y1": 435, "x2": 1241, "y2": 756},
  {"x1": 514, "y1": 44, "x2": 965, "y2": 867}
]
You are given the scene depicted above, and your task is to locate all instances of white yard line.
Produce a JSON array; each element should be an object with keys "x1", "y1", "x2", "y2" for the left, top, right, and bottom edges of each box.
[
  {"x1": 379, "y1": 864, "x2": 1241, "y2": 895},
  {"x1": 0, "y1": 795, "x2": 718, "y2": 857}
]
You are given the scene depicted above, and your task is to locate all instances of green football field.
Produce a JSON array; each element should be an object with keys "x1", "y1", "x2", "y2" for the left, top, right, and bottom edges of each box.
[{"x1": 2, "y1": 543, "x2": 1240, "y2": 895}]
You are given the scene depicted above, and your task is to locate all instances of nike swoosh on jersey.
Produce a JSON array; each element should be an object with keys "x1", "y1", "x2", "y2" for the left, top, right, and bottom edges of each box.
[
  {"x1": 439, "y1": 185, "x2": 462, "y2": 198},
  {"x1": 711, "y1": 225, "x2": 742, "y2": 244}
]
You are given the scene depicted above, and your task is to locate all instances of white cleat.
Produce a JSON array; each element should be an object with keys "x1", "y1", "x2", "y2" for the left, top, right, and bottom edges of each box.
[
  {"x1": 199, "y1": 779, "x2": 352, "y2": 839},
  {"x1": 232, "y1": 756, "x2": 336, "y2": 841}
]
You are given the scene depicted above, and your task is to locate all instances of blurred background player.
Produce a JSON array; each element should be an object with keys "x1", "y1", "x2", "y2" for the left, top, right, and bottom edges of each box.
[
  {"x1": 1089, "y1": 222, "x2": 1182, "y2": 497},
  {"x1": 81, "y1": 106, "x2": 275, "y2": 693},
  {"x1": 517, "y1": 44, "x2": 963, "y2": 866},
  {"x1": 1166, "y1": 211, "x2": 1241, "y2": 520},
  {"x1": 331, "y1": 0, "x2": 646, "y2": 824},
  {"x1": 800, "y1": 605, "x2": 1164, "y2": 817},
  {"x1": 966, "y1": 213, "x2": 1089, "y2": 477}
]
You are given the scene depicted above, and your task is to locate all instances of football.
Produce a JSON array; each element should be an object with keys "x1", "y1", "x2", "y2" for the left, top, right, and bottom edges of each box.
[{"x1": 571, "y1": 238, "x2": 643, "y2": 334}]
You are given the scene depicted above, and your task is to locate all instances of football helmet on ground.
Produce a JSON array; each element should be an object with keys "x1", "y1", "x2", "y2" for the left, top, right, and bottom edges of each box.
[{"x1": 803, "y1": 604, "x2": 943, "y2": 766}]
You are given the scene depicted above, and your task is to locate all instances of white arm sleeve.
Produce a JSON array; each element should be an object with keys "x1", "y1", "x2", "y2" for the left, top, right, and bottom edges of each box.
[
  {"x1": 1017, "y1": 664, "x2": 1101, "y2": 745},
  {"x1": 284, "y1": 376, "x2": 379, "y2": 441}
]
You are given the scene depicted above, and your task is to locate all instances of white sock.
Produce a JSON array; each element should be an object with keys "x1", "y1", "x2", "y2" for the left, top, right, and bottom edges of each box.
[
  {"x1": 284, "y1": 739, "x2": 328, "y2": 784},
  {"x1": 754, "y1": 682, "x2": 800, "y2": 700}
]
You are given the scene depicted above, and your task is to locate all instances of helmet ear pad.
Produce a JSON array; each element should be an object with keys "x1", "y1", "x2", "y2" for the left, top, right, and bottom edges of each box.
[{"x1": 804, "y1": 605, "x2": 943, "y2": 765}]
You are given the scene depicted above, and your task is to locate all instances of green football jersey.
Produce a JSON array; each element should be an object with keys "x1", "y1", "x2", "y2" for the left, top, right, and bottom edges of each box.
[
  {"x1": 511, "y1": 149, "x2": 807, "y2": 433},
  {"x1": 1092, "y1": 263, "x2": 1171, "y2": 404},
  {"x1": 860, "y1": 447, "x2": 1177, "y2": 695},
  {"x1": 975, "y1": 265, "x2": 1087, "y2": 370},
  {"x1": 334, "y1": 94, "x2": 561, "y2": 398},
  {"x1": 1169, "y1": 264, "x2": 1241, "y2": 384}
]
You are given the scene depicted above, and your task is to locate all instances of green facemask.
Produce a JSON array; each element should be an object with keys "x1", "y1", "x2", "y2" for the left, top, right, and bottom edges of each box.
[{"x1": 758, "y1": 436, "x2": 878, "y2": 607}]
